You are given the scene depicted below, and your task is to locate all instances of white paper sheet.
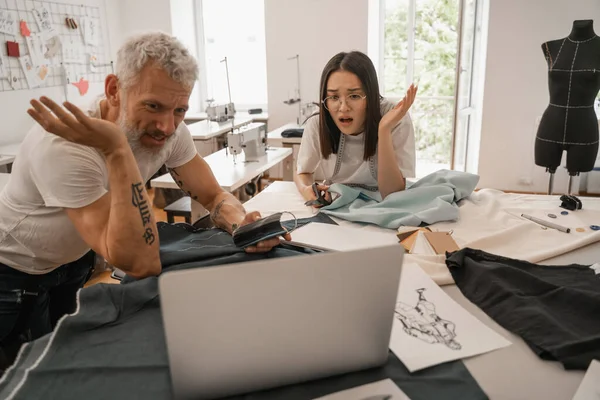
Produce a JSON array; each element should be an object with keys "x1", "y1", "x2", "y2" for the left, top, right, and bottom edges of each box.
[
  {"x1": 389, "y1": 263, "x2": 511, "y2": 372},
  {"x1": 81, "y1": 17, "x2": 99, "y2": 47},
  {"x1": 26, "y1": 34, "x2": 46, "y2": 67},
  {"x1": 0, "y1": 55, "x2": 7, "y2": 78},
  {"x1": 572, "y1": 360, "x2": 600, "y2": 400},
  {"x1": 0, "y1": 9, "x2": 17, "y2": 35},
  {"x1": 62, "y1": 36, "x2": 84, "y2": 64},
  {"x1": 32, "y1": 5, "x2": 56, "y2": 37},
  {"x1": 312, "y1": 379, "x2": 411, "y2": 400},
  {"x1": 19, "y1": 55, "x2": 41, "y2": 88},
  {"x1": 284, "y1": 222, "x2": 399, "y2": 252}
]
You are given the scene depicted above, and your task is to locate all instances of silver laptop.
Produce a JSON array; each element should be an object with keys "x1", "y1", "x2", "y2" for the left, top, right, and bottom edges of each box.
[{"x1": 159, "y1": 244, "x2": 404, "y2": 400}]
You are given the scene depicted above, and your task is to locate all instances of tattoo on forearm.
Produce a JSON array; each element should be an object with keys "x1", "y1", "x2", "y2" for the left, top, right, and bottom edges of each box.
[
  {"x1": 210, "y1": 199, "x2": 225, "y2": 224},
  {"x1": 168, "y1": 168, "x2": 199, "y2": 201},
  {"x1": 131, "y1": 182, "x2": 155, "y2": 245}
]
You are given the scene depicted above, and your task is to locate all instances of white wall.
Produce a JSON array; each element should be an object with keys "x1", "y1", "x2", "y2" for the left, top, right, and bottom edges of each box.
[
  {"x1": 477, "y1": 0, "x2": 600, "y2": 193},
  {"x1": 119, "y1": 0, "x2": 172, "y2": 39},
  {"x1": 264, "y1": 0, "x2": 368, "y2": 130}
]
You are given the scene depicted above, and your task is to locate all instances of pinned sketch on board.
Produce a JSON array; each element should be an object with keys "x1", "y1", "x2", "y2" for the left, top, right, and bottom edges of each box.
[
  {"x1": 32, "y1": 5, "x2": 57, "y2": 38},
  {"x1": 0, "y1": 10, "x2": 17, "y2": 35},
  {"x1": 19, "y1": 55, "x2": 42, "y2": 88},
  {"x1": 62, "y1": 36, "x2": 83, "y2": 64},
  {"x1": 26, "y1": 34, "x2": 46, "y2": 66},
  {"x1": 81, "y1": 17, "x2": 99, "y2": 47},
  {"x1": 312, "y1": 379, "x2": 411, "y2": 400},
  {"x1": 389, "y1": 263, "x2": 511, "y2": 372},
  {"x1": 0, "y1": 0, "x2": 110, "y2": 93}
]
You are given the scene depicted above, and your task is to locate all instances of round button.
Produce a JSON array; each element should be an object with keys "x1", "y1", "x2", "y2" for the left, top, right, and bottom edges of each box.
[
  {"x1": 591, "y1": 225, "x2": 600, "y2": 231},
  {"x1": 548, "y1": 214, "x2": 557, "y2": 219},
  {"x1": 561, "y1": 211, "x2": 569, "y2": 215},
  {"x1": 576, "y1": 227, "x2": 586, "y2": 232}
]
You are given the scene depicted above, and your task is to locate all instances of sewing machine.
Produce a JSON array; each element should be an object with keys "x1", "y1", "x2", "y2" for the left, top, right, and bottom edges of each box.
[
  {"x1": 206, "y1": 102, "x2": 236, "y2": 122},
  {"x1": 227, "y1": 122, "x2": 267, "y2": 162}
]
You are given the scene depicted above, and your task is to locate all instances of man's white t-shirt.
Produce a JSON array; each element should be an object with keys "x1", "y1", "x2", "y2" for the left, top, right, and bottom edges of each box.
[
  {"x1": 0, "y1": 96, "x2": 198, "y2": 274},
  {"x1": 296, "y1": 99, "x2": 416, "y2": 185}
]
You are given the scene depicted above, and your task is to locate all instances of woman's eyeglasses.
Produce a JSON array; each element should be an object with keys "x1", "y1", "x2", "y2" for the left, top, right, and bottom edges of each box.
[{"x1": 322, "y1": 94, "x2": 367, "y2": 111}]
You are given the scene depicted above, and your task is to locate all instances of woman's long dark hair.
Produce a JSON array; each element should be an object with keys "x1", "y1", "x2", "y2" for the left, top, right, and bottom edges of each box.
[{"x1": 317, "y1": 51, "x2": 382, "y2": 161}]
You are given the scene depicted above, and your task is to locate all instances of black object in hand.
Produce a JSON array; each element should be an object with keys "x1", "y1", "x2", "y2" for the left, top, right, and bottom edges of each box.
[
  {"x1": 304, "y1": 182, "x2": 332, "y2": 207},
  {"x1": 232, "y1": 212, "x2": 288, "y2": 248}
]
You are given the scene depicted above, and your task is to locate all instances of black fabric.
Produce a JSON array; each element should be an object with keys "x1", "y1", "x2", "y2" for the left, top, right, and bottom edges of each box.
[
  {"x1": 446, "y1": 247, "x2": 600, "y2": 370},
  {"x1": 0, "y1": 224, "x2": 487, "y2": 399}
]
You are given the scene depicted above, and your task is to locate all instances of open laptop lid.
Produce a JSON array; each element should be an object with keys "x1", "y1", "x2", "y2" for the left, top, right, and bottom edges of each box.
[{"x1": 159, "y1": 244, "x2": 404, "y2": 400}]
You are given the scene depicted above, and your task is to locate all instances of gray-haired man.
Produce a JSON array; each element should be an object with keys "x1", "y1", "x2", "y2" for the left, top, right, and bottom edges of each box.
[{"x1": 0, "y1": 32, "x2": 288, "y2": 371}]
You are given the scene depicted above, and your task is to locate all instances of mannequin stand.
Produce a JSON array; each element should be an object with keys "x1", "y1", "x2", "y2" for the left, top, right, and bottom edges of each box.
[
  {"x1": 567, "y1": 173, "x2": 576, "y2": 195},
  {"x1": 547, "y1": 172, "x2": 555, "y2": 195},
  {"x1": 545, "y1": 169, "x2": 578, "y2": 195},
  {"x1": 546, "y1": 167, "x2": 557, "y2": 195}
]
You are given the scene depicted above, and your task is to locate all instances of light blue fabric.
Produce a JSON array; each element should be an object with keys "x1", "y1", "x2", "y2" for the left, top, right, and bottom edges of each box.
[{"x1": 320, "y1": 169, "x2": 480, "y2": 229}]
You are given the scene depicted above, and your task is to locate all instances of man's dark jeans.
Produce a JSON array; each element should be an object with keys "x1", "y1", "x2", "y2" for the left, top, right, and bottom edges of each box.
[{"x1": 0, "y1": 251, "x2": 95, "y2": 374}]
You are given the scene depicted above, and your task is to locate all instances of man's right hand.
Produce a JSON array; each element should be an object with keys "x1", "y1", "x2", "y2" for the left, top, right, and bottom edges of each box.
[
  {"x1": 302, "y1": 183, "x2": 331, "y2": 208},
  {"x1": 28, "y1": 96, "x2": 127, "y2": 155}
]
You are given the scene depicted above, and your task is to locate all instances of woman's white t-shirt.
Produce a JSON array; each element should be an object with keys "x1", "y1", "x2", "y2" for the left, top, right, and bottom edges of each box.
[{"x1": 296, "y1": 99, "x2": 416, "y2": 186}]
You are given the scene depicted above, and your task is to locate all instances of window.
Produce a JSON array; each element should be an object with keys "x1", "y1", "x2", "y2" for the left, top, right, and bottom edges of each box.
[
  {"x1": 369, "y1": 0, "x2": 486, "y2": 177},
  {"x1": 195, "y1": 0, "x2": 268, "y2": 112}
]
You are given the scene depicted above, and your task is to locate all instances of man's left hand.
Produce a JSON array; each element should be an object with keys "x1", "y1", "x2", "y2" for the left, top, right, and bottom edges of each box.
[{"x1": 238, "y1": 211, "x2": 292, "y2": 253}]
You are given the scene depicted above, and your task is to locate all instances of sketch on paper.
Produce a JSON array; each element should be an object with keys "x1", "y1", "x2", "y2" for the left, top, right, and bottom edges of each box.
[
  {"x1": 19, "y1": 55, "x2": 42, "y2": 89},
  {"x1": 395, "y1": 288, "x2": 461, "y2": 350},
  {"x1": 389, "y1": 263, "x2": 511, "y2": 373},
  {"x1": 0, "y1": 10, "x2": 17, "y2": 35},
  {"x1": 81, "y1": 17, "x2": 99, "y2": 47},
  {"x1": 32, "y1": 5, "x2": 56, "y2": 37},
  {"x1": 62, "y1": 36, "x2": 83, "y2": 64}
]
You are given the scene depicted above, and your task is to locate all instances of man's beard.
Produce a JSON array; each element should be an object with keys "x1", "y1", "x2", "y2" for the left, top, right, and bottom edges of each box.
[{"x1": 116, "y1": 107, "x2": 174, "y2": 163}]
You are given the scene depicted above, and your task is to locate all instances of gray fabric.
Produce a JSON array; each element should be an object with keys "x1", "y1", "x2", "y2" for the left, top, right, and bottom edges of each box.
[{"x1": 0, "y1": 223, "x2": 488, "y2": 400}]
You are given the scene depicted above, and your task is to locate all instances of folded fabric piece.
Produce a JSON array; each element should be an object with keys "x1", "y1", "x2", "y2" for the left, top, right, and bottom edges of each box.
[
  {"x1": 320, "y1": 169, "x2": 479, "y2": 229},
  {"x1": 0, "y1": 223, "x2": 488, "y2": 400},
  {"x1": 446, "y1": 247, "x2": 600, "y2": 370}
]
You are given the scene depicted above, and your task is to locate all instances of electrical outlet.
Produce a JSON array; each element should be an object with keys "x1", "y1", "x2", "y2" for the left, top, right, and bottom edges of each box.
[{"x1": 518, "y1": 177, "x2": 533, "y2": 186}]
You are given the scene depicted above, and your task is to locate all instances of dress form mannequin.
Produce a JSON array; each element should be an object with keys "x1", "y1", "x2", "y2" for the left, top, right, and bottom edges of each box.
[{"x1": 535, "y1": 20, "x2": 600, "y2": 194}]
